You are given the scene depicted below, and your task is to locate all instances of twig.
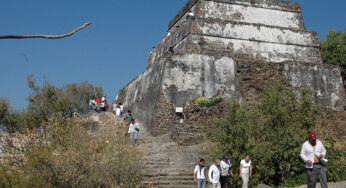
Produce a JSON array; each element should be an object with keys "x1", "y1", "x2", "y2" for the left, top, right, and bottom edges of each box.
[{"x1": 0, "y1": 22, "x2": 91, "y2": 39}]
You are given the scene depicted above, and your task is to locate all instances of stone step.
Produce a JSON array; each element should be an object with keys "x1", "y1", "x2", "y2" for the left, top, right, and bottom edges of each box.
[
  {"x1": 141, "y1": 180, "x2": 195, "y2": 186},
  {"x1": 145, "y1": 161, "x2": 175, "y2": 165},
  {"x1": 143, "y1": 175, "x2": 193, "y2": 181},
  {"x1": 143, "y1": 171, "x2": 192, "y2": 177}
]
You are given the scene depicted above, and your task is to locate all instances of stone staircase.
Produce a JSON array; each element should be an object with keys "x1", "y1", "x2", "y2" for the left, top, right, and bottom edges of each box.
[{"x1": 137, "y1": 124, "x2": 210, "y2": 188}]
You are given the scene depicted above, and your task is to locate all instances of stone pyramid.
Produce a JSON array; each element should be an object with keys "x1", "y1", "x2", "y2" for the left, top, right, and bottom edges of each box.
[{"x1": 117, "y1": 0, "x2": 344, "y2": 136}]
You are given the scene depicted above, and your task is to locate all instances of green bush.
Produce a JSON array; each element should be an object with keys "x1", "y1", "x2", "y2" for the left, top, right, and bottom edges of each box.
[
  {"x1": 204, "y1": 84, "x2": 345, "y2": 187},
  {"x1": 1, "y1": 117, "x2": 142, "y2": 188},
  {"x1": 194, "y1": 96, "x2": 223, "y2": 110},
  {"x1": 0, "y1": 98, "x2": 23, "y2": 133}
]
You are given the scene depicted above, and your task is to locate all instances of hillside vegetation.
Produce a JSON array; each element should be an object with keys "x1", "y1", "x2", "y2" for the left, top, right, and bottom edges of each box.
[{"x1": 204, "y1": 84, "x2": 346, "y2": 187}]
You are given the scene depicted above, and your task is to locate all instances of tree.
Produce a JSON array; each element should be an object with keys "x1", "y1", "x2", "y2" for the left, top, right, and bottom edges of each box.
[
  {"x1": 24, "y1": 75, "x2": 103, "y2": 130},
  {"x1": 0, "y1": 98, "x2": 22, "y2": 132},
  {"x1": 320, "y1": 30, "x2": 346, "y2": 85},
  {"x1": 0, "y1": 22, "x2": 90, "y2": 39}
]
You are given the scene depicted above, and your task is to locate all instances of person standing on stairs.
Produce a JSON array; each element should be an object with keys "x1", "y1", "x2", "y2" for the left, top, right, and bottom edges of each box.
[
  {"x1": 194, "y1": 159, "x2": 206, "y2": 188},
  {"x1": 300, "y1": 132, "x2": 328, "y2": 188},
  {"x1": 124, "y1": 110, "x2": 133, "y2": 125},
  {"x1": 220, "y1": 155, "x2": 233, "y2": 188},
  {"x1": 128, "y1": 119, "x2": 140, "y2": 147},
  {"x1": 208, "y1": 160, "x2": 221, "y2": 188},
  {"x1": 119, "y1": 103, "x2": 124, "y2": 117},
  {"x1": 240, "y1": 154, "x2": 252, "y2": 188}
]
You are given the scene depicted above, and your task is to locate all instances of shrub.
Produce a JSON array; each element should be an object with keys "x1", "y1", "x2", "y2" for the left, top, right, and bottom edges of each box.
[
  {"x1": 23, "y1": 75, "x2": 104, "y2": 130},
  {"x1": 0, "y1": 98, "x2": 23, "y2": 133},
  {"x1": 204, "y1": 84, "x2": 345, "y2": 187},
  {"x1": 1, "y1": 116, "x2": 142, "y2": 188},
  {"x1": 194, "y1": 96, "x2": 223, "y2": 110}
]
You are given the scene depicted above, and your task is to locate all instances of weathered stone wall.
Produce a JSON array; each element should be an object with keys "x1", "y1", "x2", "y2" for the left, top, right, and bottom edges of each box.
[
  {"x1": 163, "y1": 54, "x2": 241, "y2": 106},
  {"x1": 284, "y1": 63, "x2": 344, "y2": 109},
  {"x1": 117, "y1": 56, "x2": 167, "y2": 125}
]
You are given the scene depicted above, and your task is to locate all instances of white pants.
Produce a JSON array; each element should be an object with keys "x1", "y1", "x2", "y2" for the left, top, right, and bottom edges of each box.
[{"x1": 242, "y1": 173, "x2": 249, "y2": 188}]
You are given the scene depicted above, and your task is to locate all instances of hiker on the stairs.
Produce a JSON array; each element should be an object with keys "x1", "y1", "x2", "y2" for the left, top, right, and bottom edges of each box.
[
  {"x1": 124, "y1": 110, "x2": 133, "y2": 125},
  {"x1": 208, "y1": 160, "x2": 221, "y2": 188},
  {"x1": 300, "y1": 132, "x2": 328, "y2": 188},
  {"x1": 240, "y1": 154, "x2": 252, "y2": 188},
  {"x1": 220, "y1": 155, "x2": 233, "y2": 188},
  {"x1": 194, "y1": 158, "x2": 206, "y2": 188},
  {"x1": 128, "y1": 119, "x2": 140, "y2": 147},
  {"x1": 73, "y1": 109, "x2": 80, "y2": 119},
  {"x1": 119, "y1": 103, "x2": 124, "y2": 117}
]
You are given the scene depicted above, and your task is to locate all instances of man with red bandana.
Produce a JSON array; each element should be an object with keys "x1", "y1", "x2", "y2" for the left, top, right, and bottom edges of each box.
[{"x1": 300, "y1": 132, "x2": 328, "y2": 188}]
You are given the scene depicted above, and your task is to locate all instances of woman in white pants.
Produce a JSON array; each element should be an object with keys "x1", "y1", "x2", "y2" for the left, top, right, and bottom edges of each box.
[{"x1": 240, "y1": 154, "x2": 252, "y2": 188}]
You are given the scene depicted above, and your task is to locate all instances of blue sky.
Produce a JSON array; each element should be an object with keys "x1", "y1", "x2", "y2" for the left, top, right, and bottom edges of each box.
[{"x1": 1, "y1": 0, "x2": 345, "y2": 110}]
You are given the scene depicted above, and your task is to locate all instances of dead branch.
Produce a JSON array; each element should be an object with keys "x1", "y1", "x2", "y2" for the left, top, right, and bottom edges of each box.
[{"x1": 0, "y1": 22, "x2": 91, "y2": 39}]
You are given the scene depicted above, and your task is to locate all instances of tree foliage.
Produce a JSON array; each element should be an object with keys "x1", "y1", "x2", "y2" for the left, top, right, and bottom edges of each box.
[
  {"x1": 0, "y1": 98, "x2": 22, "y2": 133},
  {"x1": 320, "y1": 30, "x2": 346, "y2": 84},
  {"x1": 0, "y1": 75, "x2": 103, "y2": 132},
  {"x1": 205, "y1": 84, "x2": 345, "y2": 187}
]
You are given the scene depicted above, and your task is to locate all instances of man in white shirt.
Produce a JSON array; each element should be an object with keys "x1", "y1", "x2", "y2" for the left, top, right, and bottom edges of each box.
[
  {"x1": 300, "y1": 132, "x2": 327, "y2": 188},
  {"x1": 220, "y1": 155, "x2": 233, "y2": 188},
  {"x1": 194, "y1": 159, "x2": 206, "y2": 188},
  {"x1": 128, "y1": 119, "x2": 140, "y2": 147},
  {"x1": 208, "y1": 160, "x2": 221, "y2": 188},
  {"x1": 119, "y1": 102, "x2": 124, "y2": 117}
]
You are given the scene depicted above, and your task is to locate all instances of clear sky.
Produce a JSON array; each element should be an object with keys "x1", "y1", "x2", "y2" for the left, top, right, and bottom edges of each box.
[{"x1": 1, "y1": 0, "x2": 345, "y2": 110}]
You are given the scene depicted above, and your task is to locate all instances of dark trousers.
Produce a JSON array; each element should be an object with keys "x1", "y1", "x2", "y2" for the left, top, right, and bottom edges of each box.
[
  {"x1": 220, "y1": 176, "x2": 231, "y2": 188},
  {"x1": 307, "y1": 164, "x2": 328, "y2": 188}
]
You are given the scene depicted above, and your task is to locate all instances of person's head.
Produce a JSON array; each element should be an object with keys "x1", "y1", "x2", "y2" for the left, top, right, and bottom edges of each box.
[
  {"x1": 128, "y1": 110, "x2": 131, "y2": 114},
  {"x1": 245, "y1": 154, "x2": 250, "y2": 162},
  {"x1": 131, "y1": 118, "x2": 135, "y2": 123},
  {"x1": 309, "y1": 132, "x2": 317, "y2": 146},
  {"x1": 119, "y1": 102, "x2": 122, "y2": 105},
  {"x1": 74, "y1": 109, "x2": 78, "y2": 112},
  {"x1": 199, "y1": 159, "x2": 205, "y2": 166},
  {"x1": 215, "y1": 159, "x2": 221, "y2": 167},
  {"x1": 223, "y1": 154, "x2": 229, "y2": 162}
]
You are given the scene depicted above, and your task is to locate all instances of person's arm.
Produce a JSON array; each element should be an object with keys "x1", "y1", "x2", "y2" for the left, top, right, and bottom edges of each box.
[
  {"x1": 300, "y1": 143, "x2": 312, "y2": 165},
  {"x1": 320, "y1": 142, "x2": 327, "y2": 158},
  {"x1": 250, "y1": 164, "x2": 252, "y2": 177},
  {"x1": 128, "y1": 125, "x2": 131, "y2": 134},
  {"x1": 208, "y1": 167, "x2": 212, "y2": 183},
  {"x1": 229, "y1": 169, "x2": 234, "y2": 176},
  {"x1": 239, "y1": 164, "x2": 242, "y2": 178}
]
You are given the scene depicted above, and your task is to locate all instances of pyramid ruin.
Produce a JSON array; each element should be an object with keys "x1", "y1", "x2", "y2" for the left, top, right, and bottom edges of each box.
[{"x1": 117, "y1": 0, "x2": 345, "y2": 136}]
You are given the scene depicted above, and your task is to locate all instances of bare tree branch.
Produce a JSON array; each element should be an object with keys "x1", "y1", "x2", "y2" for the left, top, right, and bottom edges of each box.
[{"x1": 0, "y1": 22, "x2": 91, "y2": 39}]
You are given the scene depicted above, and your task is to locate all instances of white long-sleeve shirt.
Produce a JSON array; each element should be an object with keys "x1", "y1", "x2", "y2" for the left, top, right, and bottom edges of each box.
[
  {"x1": 128, "y1": 123, "x2": 140, "y2": 133},
  {"x1": 208, "y1": 164, "x2": 220, "y2": 184},
  {"x1": 300, "y1": 140, "x2": 327, "y2": 168}
]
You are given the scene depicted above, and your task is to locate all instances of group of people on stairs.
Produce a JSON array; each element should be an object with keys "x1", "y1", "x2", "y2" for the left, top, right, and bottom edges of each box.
[
  {"x1": 194, "y1": 132, "x2": 328, "y2": 188},
  {"x1": 194, "y1": 154, "x2": 252, "y2": 188}
]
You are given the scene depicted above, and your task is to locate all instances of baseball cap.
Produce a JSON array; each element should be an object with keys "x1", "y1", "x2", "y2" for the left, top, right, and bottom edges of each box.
[
  {"x1": 309, "y1": 132, "x2": 317, "y2": 140},
  {"x1": 215, "y1": 159, "x2": 221, "y2": 165},
  {"x1": 223, "y1": 155, "x2": 229, "y2": 160}
]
